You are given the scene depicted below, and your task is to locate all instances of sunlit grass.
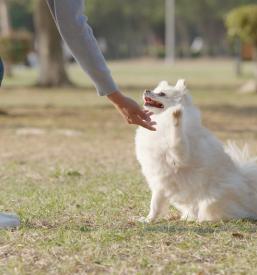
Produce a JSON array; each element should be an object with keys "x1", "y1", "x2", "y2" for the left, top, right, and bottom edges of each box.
[
  {"x1": 0, "y1": 59, "x2": 257, "y2": 274},
  {"x1": 3, "y1": 58, "x2": 255, "y2": 90}
]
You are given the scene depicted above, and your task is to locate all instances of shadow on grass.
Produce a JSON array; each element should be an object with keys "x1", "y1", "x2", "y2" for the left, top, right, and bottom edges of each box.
[
  {"x1": 143, "y1": 218, "x2": 257, "y2": 235},
  {"x1": 19, "y1": 217, "x2": 257, "y2": 237},
  {"x1": 22, "y1": 216, "x2": 98, "y2": 232}
]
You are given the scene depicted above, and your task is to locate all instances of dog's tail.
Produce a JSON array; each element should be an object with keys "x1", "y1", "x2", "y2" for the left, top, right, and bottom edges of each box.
[
  {"x1": 225, "y1": 140, "x2": 257, "y2": 171},
  {"x1": 225, "y1": 141, "x2": 257, "y2": 199}
]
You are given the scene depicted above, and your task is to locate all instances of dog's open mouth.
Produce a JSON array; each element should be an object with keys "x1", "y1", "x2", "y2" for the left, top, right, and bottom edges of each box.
[{"x1": 144, "y1": 97, "x2": 164, "y2": 108}]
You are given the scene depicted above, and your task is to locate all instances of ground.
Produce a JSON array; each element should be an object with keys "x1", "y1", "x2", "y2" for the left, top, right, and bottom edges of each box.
[{"x1": 0, "y1": 59, "x2": 257, "y2": 274}]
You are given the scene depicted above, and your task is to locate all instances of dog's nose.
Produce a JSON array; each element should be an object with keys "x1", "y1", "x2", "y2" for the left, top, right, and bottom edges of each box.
[{"x1": 144, "y1": 90, "x2": 151, "y2": 95}]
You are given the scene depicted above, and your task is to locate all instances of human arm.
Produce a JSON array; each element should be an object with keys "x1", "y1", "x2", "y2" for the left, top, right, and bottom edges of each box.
[{"x1": 45, "y1": 0, "x2": 156, "y2": 130}]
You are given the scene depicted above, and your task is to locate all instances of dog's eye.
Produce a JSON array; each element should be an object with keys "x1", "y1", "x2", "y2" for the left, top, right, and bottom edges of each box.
[{"x1": 158, "y1": 92, "x2": 166, "y2": 97}]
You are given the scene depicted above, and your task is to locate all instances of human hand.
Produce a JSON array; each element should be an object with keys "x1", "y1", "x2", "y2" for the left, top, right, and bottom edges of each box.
[{"x1": 107, "y1": 91, "x2": 156, "y2": 131}]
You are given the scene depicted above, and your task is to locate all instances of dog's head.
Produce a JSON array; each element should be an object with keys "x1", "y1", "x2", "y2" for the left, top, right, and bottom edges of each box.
[{"x1": 143, "y1": 79, "x2": 189, "y2": 114}]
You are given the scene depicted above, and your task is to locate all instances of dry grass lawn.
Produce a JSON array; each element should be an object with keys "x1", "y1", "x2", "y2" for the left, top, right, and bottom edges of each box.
[{"x1": 0, "y1": 59, "x2": 257, "y2": 274}]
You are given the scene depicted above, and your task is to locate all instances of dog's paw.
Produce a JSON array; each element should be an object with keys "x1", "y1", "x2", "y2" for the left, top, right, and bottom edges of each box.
[
  {"x1": 180, "y1": 213, "x2": 196, "y2": 221},
  {"x1": 172, "y1": 105, "x2": 183, "y2": 126},
  {"x1": 138, "y1": 216, "x2": 154, "y2": 223}
]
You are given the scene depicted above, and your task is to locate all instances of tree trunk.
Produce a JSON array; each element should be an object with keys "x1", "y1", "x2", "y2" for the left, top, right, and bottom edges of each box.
[
  {"x1": 0, "y1": 0, "x2": 12, "y2": 77},
  {"x1": 239, "y1": 46, "x2": 257, "y2": 94},
  {"x1": 34, "y1": 0, "x2": 72, "y2": 87},
  {"x1": 253, "y1": 46, "x2": 257, "y2": 92},
  {"x1": 0, "y1": 0, "x2": 11, "y2": 36},
  {"x1": 235, "y1": 38, "x2": 242, "y2": 77}
]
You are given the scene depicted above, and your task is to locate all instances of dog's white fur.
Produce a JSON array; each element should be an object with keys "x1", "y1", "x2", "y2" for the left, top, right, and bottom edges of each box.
[{"x1": 135, "y1": 80, "x2": 257, "y2": 222}]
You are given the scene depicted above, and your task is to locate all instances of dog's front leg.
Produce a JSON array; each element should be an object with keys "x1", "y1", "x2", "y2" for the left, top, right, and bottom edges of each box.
[
  {"x1": 139, "y1": 189, "x2": 169, "y2": 223},
  {"x1": 167, "y1": 105, "x2": 189, "y2": 168}
]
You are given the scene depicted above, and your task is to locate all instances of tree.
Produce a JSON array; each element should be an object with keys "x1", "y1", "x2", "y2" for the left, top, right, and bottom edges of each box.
[
  {"x1": 0, "y1": 0, "x2": 31, "y2": 77},
  {"x1": 226, "y1": 4, "x2": 257, "y2": 92},
  {"x1": 86, "y1": 0, "x2": 164, "y2": 58},
  {"x1": 165, "y1": 0, "x2": 175, "y2": 63},
  {"x1": 34, "y1": 0, "x2": 71, "y2": 87},
  {"x1": 9, "y1": 0, "x2": 34, "y2": 31},
  {"x1": 0, "y1": 0, "x2": 11, "y2": 75}
]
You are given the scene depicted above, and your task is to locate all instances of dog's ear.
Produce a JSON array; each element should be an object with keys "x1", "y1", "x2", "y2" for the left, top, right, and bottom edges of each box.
[
  {"x1": 158, "y1": 80, "x2": 169, "y2": 88},
  {"x1": 175, "y1": 79, "x2": 187, "y2": 93},
  {"x1": 173, "y1": 79, "x2": 188, "y2": 103}
]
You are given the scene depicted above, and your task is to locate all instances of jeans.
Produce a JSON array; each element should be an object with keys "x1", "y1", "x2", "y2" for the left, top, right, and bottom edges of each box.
[{"x1": 0, "y1": 58, "x2": 3, "y2": 86}]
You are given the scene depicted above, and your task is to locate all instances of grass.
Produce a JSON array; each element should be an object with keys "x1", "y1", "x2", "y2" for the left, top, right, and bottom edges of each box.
[{"x1": 0, "y1": 59, "x2": 257, "y2": 274}]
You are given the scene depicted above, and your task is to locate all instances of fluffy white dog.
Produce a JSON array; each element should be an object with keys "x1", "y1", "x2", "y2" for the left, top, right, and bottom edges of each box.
[{"x1": 135, "y1": 80, "x2": 257, "y2": 222}]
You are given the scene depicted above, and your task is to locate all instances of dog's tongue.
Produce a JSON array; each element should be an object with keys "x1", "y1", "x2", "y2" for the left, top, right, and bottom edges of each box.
[{"x1": 144, "y1": 97, "x2": 163, "y2": 108}]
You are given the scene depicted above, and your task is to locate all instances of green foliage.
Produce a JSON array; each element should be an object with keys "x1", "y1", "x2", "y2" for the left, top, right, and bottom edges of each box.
[
  {"x1": 175, "y1": 0, "x2": 257, "y2": 55},
  {"x1": 226, "y1": 5, "x2": 257, "y2": 45},
  {"x1": 9, "y1": 0, "x2": 34, "y2": 31},
  {"x1": 88, "y1": 0, "x2": 257, "y2": 58},
  {"x1": 0, "y1": 31, "x2": 32, "y2": 64},
  {"x1": 6, "y1": 0, "x2": 257, "y2": 58},
  {"x1": 86, "y1": 0, "x2": 164, "y2": 58},
  {"x1": 9, "y1": 4, "x2": 33, "y2": 31},
  {"x1": 147, "y1": 45, "x2": 165, "y2": 59}
]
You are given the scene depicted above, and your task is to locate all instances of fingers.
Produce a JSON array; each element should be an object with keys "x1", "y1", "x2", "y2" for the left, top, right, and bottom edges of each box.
[
  {"x1": 139, "y1": 110, "x2": 154, "y2": 123},
  {"x1": 126, "y1": 109, "x2": 156, "y2": 131},
  {"x1": 133, "y1": 115, "x2": 156, "y2": 131},
  {"x1": 126, "y1": 115, "x2": 156, "y2": 131},
  {"x1": 143, "y1": 110, "x2": 154, "y2": 116},
  {"x1": 138, "y1": 109, "x2": 154, "y2": 122},
  {"x1": 139, "y1": 121, "x2": 157, "y2": 131}
]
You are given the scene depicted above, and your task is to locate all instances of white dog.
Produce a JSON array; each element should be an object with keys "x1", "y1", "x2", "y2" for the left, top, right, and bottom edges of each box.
[{"x1": 135, "y1": 80, "x2": 257, "y2": 222}]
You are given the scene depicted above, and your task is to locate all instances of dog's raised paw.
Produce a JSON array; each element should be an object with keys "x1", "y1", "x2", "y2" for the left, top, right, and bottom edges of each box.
[{"x1": 172, "y1": 105, "x2": 183, "y2": 126}]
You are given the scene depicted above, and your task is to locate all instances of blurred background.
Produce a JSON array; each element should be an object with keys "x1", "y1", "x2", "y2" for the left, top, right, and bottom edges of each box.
[{"x1": 0, "y1": 0, "x2": 256, "y2": 91}]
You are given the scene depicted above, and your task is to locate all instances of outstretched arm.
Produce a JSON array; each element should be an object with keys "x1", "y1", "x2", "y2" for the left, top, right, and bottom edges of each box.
[{"x1": 45, "y1": 0, "x2": 156, "y2": 130}]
